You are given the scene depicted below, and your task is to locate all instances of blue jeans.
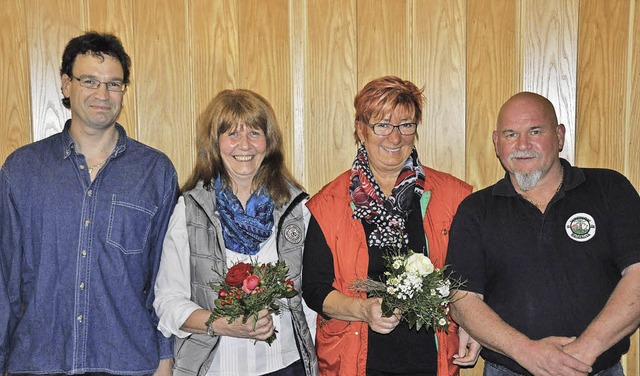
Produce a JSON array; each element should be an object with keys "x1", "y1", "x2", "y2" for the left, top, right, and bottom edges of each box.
[{"x1": 484, "y1": 361, "x2": 624, "y2": 376}]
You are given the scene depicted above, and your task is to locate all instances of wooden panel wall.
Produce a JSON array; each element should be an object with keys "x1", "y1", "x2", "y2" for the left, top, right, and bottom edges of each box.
[
  {"x1": 1, "y1": 0, "x2": 638, "y2": 375},
  {"x1": 0, "y1": 0, "x2": 31, "y2": 153}
]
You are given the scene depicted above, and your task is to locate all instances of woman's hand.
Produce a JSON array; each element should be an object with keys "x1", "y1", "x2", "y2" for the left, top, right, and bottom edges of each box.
[
  {"x1": 215, "y1": 308, "x2": 275, "y2": 341},
  {"x1": 322, "y1": 291, "x2": 401, "y2": 333},
  {"x1": 453, "y1": 326, "x2": 482, "y2": 366},
  {"x1": 362, "y1": 297, "x2": 401, "y2": 334}
]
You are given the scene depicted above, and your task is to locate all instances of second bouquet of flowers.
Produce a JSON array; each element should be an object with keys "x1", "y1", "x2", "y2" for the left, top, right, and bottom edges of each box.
[
  {"x1": 352, "y1": 250, "x2": 462, "y2": 332},
  {"x1": 206, "y1": 259, "x2": 298, "y2": 344}
]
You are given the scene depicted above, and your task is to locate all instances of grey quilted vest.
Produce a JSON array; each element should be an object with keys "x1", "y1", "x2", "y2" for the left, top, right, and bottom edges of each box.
[{"x1": 172, "y1": 181, "x2": 318, "y2": 376}]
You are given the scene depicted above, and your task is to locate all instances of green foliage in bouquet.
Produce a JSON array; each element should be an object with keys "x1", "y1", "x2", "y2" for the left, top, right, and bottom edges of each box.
[
  {"x1": 206, "y1": 259, "x2": 298, "y2": 344},
  {"x1": 353, "y1": 250, "x2": 463, "y2": 332}
]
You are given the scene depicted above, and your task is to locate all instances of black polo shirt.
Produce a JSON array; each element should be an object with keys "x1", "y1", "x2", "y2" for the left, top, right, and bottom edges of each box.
[{"x1": 446, "y1": 159, "x2": 640, "y2": 374}]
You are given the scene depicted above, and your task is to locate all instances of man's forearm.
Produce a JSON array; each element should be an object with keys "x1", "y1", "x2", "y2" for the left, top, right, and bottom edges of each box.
[
  {"x1": 450, "y1": 290, "x2": 530, "y2": 358},
  {"x1": 449, "y1": 290, "x2": 592, "y2": 376},
  {"x1": 565, "y1": 263, "x2": 640, "y2": 365}
]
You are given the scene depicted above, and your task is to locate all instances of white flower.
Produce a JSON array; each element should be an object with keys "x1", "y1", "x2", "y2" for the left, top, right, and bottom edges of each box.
[
  {"x1": 404, "y1": 253, "x2": 434, "y2": 277},
  {"x1": 387, "y1": 277, "x2": 400, "y2": 286},
  {"x1": 392, "y1": 259, "x2": 403, "y2": 270},
  {"x1": 436, "y1": 280, "x2": 451, "y2": 297},
  {"x1": 438, "y1": 318, "x2": 447, "y2": 326}
]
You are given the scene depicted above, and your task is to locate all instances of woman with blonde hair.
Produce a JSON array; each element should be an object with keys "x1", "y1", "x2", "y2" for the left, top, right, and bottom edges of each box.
[{"x1": 154, "y1": 89, "x2": 317, "y2": 375}]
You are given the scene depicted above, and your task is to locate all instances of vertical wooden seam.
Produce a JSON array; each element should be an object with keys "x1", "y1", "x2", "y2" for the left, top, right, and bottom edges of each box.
[
  {"x1": 290, "y1": 0, "x2": 306, "y2": 187},
  {"x1": 624, "y1": 0, "x2": 635, "y2": 176},
  {"x1": 355, "y1": 0, "x2": 359, "y2": 91},
  {"x1": 24, "y1": 0, "x2": 34, "y2": 143},
  {"x1": 462, "y1": 0, "x2": 468, "y2": 180},
  {"x1": 515, "y1": 0, "x2": 524, "y2": 92},
  {"x1": 186, "y1": 0, "x2": 195, "y2": 170},
  {"x1": 131, "y1": 0, "x2": 140, "y2": 140},
  {"x1": 83, "y1": 0, "x2": 89, "y2": 30},
  {"x1": 236, "y1": 0, "x2": 242, "y2": 88},
  {"x1": 569, "y1": 0, "x2": 579, "y2": 164},
  {"x1": 463, "y1": 0, "x2": 469, "y2": 182},
  {"x1": 408, "y1": 0, "x2": 414, "y2": 81}
]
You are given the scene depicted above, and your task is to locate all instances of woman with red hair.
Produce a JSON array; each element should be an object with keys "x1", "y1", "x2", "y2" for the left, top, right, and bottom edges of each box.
[{"x1": 302, "y1": 76, "x2": 478, "y2": 376}]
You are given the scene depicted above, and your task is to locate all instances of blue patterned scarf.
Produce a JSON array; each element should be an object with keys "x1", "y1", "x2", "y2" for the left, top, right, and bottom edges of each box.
[{"x1": 214, "y1": 177, "x2": 275, "y2": 255}]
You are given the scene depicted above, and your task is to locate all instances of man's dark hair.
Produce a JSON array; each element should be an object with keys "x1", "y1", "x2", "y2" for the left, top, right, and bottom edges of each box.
[{"x1": 60, "y1": 31, "x2": 131, "y2": 108}]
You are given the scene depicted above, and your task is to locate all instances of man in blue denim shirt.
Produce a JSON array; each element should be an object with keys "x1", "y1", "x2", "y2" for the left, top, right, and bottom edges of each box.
[{"x1": 0, "y1": 32, "x2": 178, "y2": 375}]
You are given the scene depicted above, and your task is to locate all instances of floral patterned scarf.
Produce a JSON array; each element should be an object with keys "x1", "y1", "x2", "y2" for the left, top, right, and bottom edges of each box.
[
  {"x1": 215, "y1": 177, "x2": 274, "y2": 255},
  {"x1": 349, "y1": 146, "x2": 425, "y2": 249}
]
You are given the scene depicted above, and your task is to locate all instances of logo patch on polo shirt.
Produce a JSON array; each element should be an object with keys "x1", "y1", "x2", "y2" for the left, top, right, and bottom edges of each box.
[{"x1": 565, "y1": 213, "x2": 596, "y2": 242}]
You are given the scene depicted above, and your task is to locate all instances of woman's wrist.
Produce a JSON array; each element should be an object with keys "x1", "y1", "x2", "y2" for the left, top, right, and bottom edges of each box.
[
  {"x1": 206, "y1": 320, "x2": 216, "y2": 336},
  {"x1": 205, "y1": 313, "x2": 218, "y2": 336}
]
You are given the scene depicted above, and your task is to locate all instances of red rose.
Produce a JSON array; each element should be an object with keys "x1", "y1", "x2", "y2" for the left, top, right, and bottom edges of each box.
[
  {"x1": 225, "y1": 262, "x2": 253, "y2": 287},
  {"x1": 218, "y1": 289, "x2": 227, "y2": 298},
  {"x1": 242, "y1": 275, "x2": 261, "y2": 294}
]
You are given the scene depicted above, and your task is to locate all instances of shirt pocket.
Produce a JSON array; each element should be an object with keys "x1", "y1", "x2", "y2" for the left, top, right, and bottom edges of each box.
[{"x1": 108, "y1": 194, "x2": 158, "y2": 254}]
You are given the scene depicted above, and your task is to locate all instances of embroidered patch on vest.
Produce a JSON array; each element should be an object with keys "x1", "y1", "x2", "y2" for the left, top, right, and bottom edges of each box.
[
  {"x1": 565, "y1": 213, "x2": 596, "y2": 242},
  {"x1": 284, "y1": 224, "x2": 303, "y2": 244}
]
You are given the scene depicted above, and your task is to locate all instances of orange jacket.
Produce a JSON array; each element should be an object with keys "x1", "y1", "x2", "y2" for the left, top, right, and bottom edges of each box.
[{"x1": 307, "y1": 167, "x2": 472, "y2": 376}]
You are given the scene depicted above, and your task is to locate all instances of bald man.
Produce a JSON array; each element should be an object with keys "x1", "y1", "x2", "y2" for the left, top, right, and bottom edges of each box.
[{"x1": 446, "y1": 92, "x2": 640, "y2": 376}]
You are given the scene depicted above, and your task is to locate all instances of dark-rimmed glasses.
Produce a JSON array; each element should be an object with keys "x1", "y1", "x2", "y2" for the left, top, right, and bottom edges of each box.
[
  {"x1": 368, "y1": 122, "x2": 418, "y2": 136},
  {"x1": 71, "y1": 75, "x2": 126, "y2": 92}
]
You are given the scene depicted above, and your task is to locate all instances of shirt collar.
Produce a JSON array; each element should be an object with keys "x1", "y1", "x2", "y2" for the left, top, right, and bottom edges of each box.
[{"x1": 61, "y1": 120, "x2": 128, "y2": 160}]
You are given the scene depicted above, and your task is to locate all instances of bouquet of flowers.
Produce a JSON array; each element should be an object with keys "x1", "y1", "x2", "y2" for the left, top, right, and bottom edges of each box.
[
  {"x1": 206, "y1": 259, "x2": 298, "y2": 344},
  {"x1": 352, "y1": 250, "x2": 462, "y2": 332}
]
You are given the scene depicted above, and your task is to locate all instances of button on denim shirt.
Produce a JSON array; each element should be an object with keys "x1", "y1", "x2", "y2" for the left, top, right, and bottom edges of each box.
[{"x1": 0, "y1": 121, "x2": 178, "y2": 374}]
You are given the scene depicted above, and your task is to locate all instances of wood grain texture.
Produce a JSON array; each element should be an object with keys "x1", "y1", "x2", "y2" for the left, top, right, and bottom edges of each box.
[
  {"x1": 521, "y1": 0, "x2": 578, "y2": 164},
  {"x1": 356, "y1": 0, "x2": 408, "y2": 88},
  {"x1": 0, "y1": 0, "x2": 32, "y2": 164},
  {"x1": 627, "y1": 331, "x2": 640, "y2": 376},
  {"x1": 86, "y1": 0, "x2": 137, "y2": 139},
  {"x1": 576, "y1": 0, "x2": 629, "y2": 170},
  {"x1": 238, "y1": 0, "x2": 292, "y2": 169},
  {"x1": 188, "y1": 0, "x2": 239, "y2": 182},
  {"x1": 413, "y1": 0, "x2": 466, "y2": 181},
  {"x1": 627, "y1": 0, "x2": 640, "y2": 191},
  {"x1": 190, "y1": 0, "x2": 239, "y2": 121},
  {"x1": 132, "y1": 0, "x2": 192, "y2": 183},
  {"x1": 305, "y1": 0, "x2": 358, "y2": 194},
  {"x1": 26, "y1": 0, "x2": 84, "y2": 142},
  {"x1": 290, "y1": 0, "x2": 306, "y2": 186},
  {"x1": 465, "y1": 0, "x2": 519, "y2": 191}
]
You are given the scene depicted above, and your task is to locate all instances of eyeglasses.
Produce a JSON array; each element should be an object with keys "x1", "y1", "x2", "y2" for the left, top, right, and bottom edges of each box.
[
  {"x1": 71, "y1": 75, "x2": 126, "y2": 92},
  {"x1": 368, "y1": 122, "x2": 418, "y2": 136}
]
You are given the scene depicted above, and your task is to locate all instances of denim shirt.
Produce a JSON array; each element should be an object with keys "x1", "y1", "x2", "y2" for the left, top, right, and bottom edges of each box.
[{"x1": 0, "y1": 121, "x2": 178, "y2": 374}]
